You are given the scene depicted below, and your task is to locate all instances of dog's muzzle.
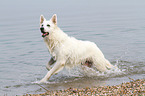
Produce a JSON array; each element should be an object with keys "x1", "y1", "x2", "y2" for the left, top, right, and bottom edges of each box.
[{"x1": 40, "y1": 27, "x2": 49, "y2": 38}]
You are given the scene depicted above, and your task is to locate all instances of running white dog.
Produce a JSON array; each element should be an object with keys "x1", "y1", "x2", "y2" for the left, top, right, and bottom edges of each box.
[{"x1": 39, "y1": 14, "x2": 114, "y2": 83}]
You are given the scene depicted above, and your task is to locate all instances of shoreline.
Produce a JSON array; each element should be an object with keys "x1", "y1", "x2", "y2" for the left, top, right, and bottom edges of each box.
[{"x1": 24, "y1": 79, "x2": 145, "y2": 96}]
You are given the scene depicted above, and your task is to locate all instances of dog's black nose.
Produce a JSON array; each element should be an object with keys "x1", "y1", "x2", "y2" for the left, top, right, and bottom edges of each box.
[{"x1": 40, "y1": 27, "x2": 44, "y2": 33}]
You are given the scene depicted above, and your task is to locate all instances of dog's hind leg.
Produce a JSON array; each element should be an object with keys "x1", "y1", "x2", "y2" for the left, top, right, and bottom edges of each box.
[
  {"x1": 46, "y1": 57, "x2": 56, "y2": 71},
  {"x1": 39, "y1": 61, "x2": 65, "y2": 83}
]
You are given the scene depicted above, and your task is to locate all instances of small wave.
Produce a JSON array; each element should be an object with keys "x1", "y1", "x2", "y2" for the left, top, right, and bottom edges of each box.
[
  {"x1": 115, "y1": 60, "x2": 145, "y2": 75},
  {"x1": 32, "y1": 80, "x2": 54, "y2": 84}
]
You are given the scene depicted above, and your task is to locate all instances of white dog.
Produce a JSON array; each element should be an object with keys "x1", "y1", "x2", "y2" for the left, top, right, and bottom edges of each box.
[{"x1": 39, "y1": 14, "x2": 114, "y2": 83}]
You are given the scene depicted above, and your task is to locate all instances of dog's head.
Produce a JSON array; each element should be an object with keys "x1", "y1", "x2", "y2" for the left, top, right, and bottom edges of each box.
[{"x1": 40, "y1": 14, "x2": 57, "y2": 38}]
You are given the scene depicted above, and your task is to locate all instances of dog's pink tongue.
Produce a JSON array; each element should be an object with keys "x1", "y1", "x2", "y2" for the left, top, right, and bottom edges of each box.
[
  {"x1": 42, "y1": 33, "x2": 45, "y2": 36},
  {"x1": 42, "y1": 33, "x2": 49, "y2": 37}
]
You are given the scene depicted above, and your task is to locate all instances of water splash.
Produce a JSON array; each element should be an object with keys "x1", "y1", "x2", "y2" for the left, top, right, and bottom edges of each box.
[
  {"x1": 32, "y1": 59, "x2": 145, "y2": 85},
  {"x1": 79, "y1": 64, "x2": 124, "y2": 78}
]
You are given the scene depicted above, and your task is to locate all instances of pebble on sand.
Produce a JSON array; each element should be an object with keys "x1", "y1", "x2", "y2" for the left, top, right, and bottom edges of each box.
[{"x1": 23, "y1": 79, "x2": 145, "y2": 96}]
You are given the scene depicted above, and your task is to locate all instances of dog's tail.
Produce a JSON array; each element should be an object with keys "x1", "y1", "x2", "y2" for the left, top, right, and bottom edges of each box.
[
  {"x1": 105, "y1": 59, "x2": 115, "y2": 69},
  {"x1": 93, "y1": 58, "x2": 116, "y2": 72}
]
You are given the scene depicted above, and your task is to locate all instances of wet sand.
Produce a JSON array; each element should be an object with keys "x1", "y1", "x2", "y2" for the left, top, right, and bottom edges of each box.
[{"x1": 23, "y1": 79, "x2": 145, "y2": 96}]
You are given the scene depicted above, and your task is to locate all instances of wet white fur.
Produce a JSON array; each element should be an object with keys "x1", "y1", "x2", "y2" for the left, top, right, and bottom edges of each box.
[{"x1": 39, "y1": 14, "x2": 114, "y2": 83}]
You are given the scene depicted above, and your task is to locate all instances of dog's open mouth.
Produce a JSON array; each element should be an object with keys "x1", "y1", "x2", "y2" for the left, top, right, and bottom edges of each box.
[
  {"x1": 42, "y1": 32, "x2": 49, "y2": 37},
  {"x1": 40, "y1": 27, "x2": 49, "y2": 37}
]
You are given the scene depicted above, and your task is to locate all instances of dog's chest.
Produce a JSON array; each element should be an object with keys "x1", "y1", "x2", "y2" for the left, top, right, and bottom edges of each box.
[{"x1": 43, "y1": 38, "x2": 56, "y2": 56}]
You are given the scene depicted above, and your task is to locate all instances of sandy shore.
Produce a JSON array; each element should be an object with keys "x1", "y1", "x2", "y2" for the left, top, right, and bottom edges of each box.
[{"x1": 24, "y1": 79, "x2": 145, "y2": 96}]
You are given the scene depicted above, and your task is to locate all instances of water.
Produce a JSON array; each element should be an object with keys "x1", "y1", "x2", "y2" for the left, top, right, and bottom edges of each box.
[{"x1": 0, "y1": 0, "x2": 145, "y2": 95}]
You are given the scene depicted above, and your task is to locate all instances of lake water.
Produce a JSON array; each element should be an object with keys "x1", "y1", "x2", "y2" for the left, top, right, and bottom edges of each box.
[{"x1": 0, "y1": 0, "x2": 145, "y2": 95}]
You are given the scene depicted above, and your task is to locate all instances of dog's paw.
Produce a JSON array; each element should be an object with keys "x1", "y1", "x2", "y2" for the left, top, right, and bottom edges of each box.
[{"x1": 38, "y1": 78, "x2": 48, "y2": 84}]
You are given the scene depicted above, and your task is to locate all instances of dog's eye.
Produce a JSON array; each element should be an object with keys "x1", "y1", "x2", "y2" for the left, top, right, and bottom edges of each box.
[{"x1": 47, "y1": 24, "x2": 50, "y2": 27}]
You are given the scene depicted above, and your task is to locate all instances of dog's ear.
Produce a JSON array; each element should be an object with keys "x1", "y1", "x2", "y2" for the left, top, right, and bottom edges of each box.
[
  {"x1": 51, "y1": 14, "x2": 57, "y2": 25},
  {"x1": 40, "y1": 15, "x2": 45, "y2": 24}
]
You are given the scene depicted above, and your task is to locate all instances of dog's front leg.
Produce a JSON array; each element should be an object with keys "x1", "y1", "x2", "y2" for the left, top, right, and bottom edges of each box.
[
  {"x1": 46, "y1": 57, "x2": 56, "y2": 71},
  {"x1": 39, "y1": 61, "x2": 65, "y2": 83}
]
